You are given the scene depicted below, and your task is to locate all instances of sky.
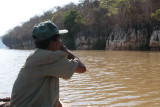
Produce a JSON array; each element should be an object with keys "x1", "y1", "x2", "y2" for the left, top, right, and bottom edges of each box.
[{"x1": 0, "y1": 0, "x2": 80, "y2": 36}]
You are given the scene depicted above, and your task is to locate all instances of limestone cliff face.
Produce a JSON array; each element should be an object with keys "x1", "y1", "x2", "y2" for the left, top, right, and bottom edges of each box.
[
  {"x1": 9, "y1": 40, "x2": 35, "y2": 50},
  {"x1": 75, "y1": 31, "x2": 107, "y2": 50},
  {"x1": 75, "y1": 25, "x2": 160, "y2": 51},
  {"x1": 150, "y1": 30, "x2": 160, "y2": 51},
  {"x1": 75, "y1": 35, "x2": 91, "y2": 50},
  {"x1": 106, "y1": 27, "x2": 149, "y2": 50},
  {"x1": 75, "y1": 24, "x2": 152, "y2": 50}
]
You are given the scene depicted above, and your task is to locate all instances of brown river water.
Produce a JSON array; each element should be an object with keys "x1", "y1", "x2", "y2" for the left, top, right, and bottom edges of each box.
[{"x1": 0, "y1": 49, "x2": 160, "y2": 106}]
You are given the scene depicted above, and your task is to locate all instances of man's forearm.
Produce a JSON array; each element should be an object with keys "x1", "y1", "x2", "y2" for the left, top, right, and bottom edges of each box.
[
  {"x1": 66, "y1": 50, "x2": 76, "y2": 60},
  {"x1": 60, "y1": 45, "x2": 75, "y2": 60},
  {"x1": 60, "y1": 44, "x2": 86, "y2": 72},
  {"x1": 67, "y1": 51, "x2": 85, "y2": 68}
]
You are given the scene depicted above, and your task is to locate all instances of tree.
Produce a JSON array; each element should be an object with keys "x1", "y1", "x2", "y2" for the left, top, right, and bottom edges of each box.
[
  {"x1": 62, "y1": 9, "x2": 79, "y2": 49},
  {"x1": 151, "y1": 9, "x2": 160, "y2": 21},
  {"x1": 100, "y1": 0, "x2": 146, "y2": 16}
]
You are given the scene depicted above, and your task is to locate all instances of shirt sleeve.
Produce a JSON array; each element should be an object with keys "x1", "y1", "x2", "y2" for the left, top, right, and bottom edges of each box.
[{"x1": 41, "y1": 57, "x2": 78, "y2": 79}]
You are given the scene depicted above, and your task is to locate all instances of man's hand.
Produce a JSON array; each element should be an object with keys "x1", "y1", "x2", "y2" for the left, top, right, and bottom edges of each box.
[
  {"x1": 60, "y1": 42, "x2": 75, "y2": 59},
  {"x1": 60, "y1": 42, "x2": 68, "y2": 52},
  {"x1": 67, "y1": 52, "x2": 75, "y2": 60},
  {"x1": 57, "y1": 100, "x2": 62, "y2": 107},
  {"x1": 60, "y1": 42, "x2": 86, "y2": 73}
]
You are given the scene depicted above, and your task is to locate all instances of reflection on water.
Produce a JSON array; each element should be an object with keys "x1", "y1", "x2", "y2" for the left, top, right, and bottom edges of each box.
[{"x1": 0, "y1": 49, "x2": 160, "y2": 106}]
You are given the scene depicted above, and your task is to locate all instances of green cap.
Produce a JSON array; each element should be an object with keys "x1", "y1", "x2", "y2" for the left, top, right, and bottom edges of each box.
[{"x1": 32, "y1": 20, "x2": 68, "y2": 41}]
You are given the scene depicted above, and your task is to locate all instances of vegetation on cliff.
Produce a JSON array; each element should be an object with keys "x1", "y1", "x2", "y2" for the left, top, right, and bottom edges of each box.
[{"x1": 2, "y1": 0, "x2": 160, "y2": 50}]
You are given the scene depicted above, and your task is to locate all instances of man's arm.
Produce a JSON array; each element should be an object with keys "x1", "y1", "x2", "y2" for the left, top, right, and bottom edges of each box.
[
  {"x1": 74, "y1": 56, "x2": 86, "y2": 73},
  {"x1": 60, "y1": 44, "x2": 86, "y2": 73},
  {"x1": 57, "y1": 100, "x2": 62, "y2": 107}
]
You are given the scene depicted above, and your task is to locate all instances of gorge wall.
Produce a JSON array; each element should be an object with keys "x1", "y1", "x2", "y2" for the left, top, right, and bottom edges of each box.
[
  {"x1": 75, "y1": 24, "x2": 160, "y2": 51},
  {"x1": 106, "y1": 23, "x2": 150, "y2": 51},
  {"x1": 150, "y1": 29, "x2": 160, "y2": 51},
  {"x1": 9, "y1": 40, "x2": 35, "y2": 50},
  {"x1": 75, "y1": 31, "x2": 107, "y2": 50},
  {"x1": 2, "y1": 25, "x2": 160, "y2": 51}
]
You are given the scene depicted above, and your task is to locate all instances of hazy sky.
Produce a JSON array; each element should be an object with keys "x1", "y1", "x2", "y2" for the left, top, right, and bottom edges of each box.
[{"x1": 0, "y1": 0, "x2": 80, "y2": 36}]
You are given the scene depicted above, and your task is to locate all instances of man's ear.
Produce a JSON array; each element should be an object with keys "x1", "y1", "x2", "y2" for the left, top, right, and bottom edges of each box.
[{"x1": 48, "y1": 40, "x2": 55, "y2": 49}]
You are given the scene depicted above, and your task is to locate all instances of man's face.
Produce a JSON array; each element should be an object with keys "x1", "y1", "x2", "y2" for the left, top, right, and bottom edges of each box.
[
  {"x1": 48, "y1": 35, "x2": 62, "y2": 51},
  {"x1": 55, "y1": 35, "x2": 62, "y2": 50}
]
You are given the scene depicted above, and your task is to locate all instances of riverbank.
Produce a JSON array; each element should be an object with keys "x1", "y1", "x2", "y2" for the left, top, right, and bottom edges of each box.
[
  {"x1": 1, "y1": 27, "x2": 160, "y2": 51},
  {"x1": 2, "y1": 1, "x2": 160, "y2": 51}
]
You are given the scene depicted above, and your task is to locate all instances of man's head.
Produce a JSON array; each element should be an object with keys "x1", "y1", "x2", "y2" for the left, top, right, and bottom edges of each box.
[{"x1": 32, "y1": 21, "x2": 68, "y2": 50}]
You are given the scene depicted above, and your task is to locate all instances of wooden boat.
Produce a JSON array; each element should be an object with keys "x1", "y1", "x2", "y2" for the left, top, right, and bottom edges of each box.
[{"x1": 0, "y1": 98, "x2": 71, "y2": 107}]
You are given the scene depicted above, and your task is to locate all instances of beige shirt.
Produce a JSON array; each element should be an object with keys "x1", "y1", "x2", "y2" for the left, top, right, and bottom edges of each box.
[{"x1": 10, "y1": 49, "x2": 78, "y2": 107}]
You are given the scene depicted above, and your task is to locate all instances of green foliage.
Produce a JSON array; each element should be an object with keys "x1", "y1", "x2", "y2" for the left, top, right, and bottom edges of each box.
[
  {"x1": 100, "y1": 0, "x2": 146, "y2": 16},
  {"x1": 52, "y1": 14, "x2": 58, "y2": 20},
  {"x1": 51, "y1": 12, "x2": 64, "y2": 29},
  {"x1": 100, "y1": 0, "x2": 127, "y2": 16},
  {"x1": 75, "y1": 14, "x2": 87, "y2": 25},
  {"x1": 62, "y1": 9, "x2": 78, "y2": 31},
  {"x1": 151, "y1": 9, "x2": 160, "y2": 21},
  {"x1": 62, "y1": 9, "x2": 78, "y2": 49},
  {"x1": 62, "y1": 9, "x2": 86, "y2": 50},
  {"x1": 61, "y1": 34, "x2": 76, "y2": 50},
  {"x1": 91, "y1": 40, "x2": 106, "y2": 50}
]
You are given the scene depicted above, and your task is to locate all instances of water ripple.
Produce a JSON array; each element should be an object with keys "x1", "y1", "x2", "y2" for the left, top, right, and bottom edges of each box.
[{"x1": 0, "y1": 50, "x2": 160, "y2": 106}]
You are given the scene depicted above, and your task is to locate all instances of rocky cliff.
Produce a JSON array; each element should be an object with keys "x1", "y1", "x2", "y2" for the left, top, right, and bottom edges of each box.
[
  {"x1": 75, "y1": 24, "x2": 160, "y2": 51},
  {"x1": 106, "y1": 24, "x2": 150, "y2": 51},
  {"x1": 150, "y1": 29, "x2": 160, "y2": 51},
  {"x1": 8, "y1": 40, "x2": 35, "y2": 50},
  {"x1": 75, "y1": 31, "x2": 107, "y2": 50}
]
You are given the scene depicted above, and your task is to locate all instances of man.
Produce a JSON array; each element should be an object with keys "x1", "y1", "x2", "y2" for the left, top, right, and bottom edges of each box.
[{"x1": 10, "y1": 21, "x2": 86, "y2": 107}]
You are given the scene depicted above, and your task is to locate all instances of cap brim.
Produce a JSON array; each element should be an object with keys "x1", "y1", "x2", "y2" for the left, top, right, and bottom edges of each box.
[{"x1": 59, "y1": 29, "x2": 68, "y2": 34}]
